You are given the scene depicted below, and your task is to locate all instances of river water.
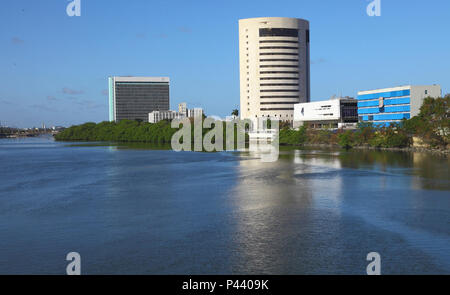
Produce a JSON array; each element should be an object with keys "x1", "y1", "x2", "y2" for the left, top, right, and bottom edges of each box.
[{"x1": 0, "y1": 136, "x2": 448, "y2": 274}]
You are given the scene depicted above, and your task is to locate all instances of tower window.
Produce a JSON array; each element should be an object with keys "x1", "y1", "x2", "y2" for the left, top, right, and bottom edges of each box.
[{"x1": 259, "y1": 28, "x2": 299, "y2": 37}]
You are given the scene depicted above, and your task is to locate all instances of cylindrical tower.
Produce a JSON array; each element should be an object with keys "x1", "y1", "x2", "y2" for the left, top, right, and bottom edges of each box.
[{"x1": 239, "y1": 17, "x2": 310, "y2": 123}]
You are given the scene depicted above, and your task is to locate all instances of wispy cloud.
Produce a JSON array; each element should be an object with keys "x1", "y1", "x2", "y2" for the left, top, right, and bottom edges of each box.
[
  {"x1": 62, "y1": 87, "x2": 84, "y2": 95},
  {"x1": 11, "y1": 37, "x2": 24, "y2": 45},
  {"x1": 75, "y1": 99, "x2": 105, "y2": 110},
  {"x1": 311, "y1": 58, "x2": 327, "y2": 65},
  {"x1": 178, "y1": 26, "x2": 192, "y2": 33},
  {"x1": 30, "y1": 104, "x2": 58, "y2": 112},
  {"x1": 47, "y1": 95, "x2": 59, "y2": 101},
  {"x1": 0, "y1": 98, "x2": 14, "y2": 105}
]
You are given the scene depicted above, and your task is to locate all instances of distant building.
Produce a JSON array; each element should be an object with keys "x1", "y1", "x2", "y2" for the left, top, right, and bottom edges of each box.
[
  {"x1": 239, "y1": 17, "x2": 310, "y2": 123},
  {"x1": 293, "y1": 97, "x2": 358, "y2": 129},
  {"x1": 148, "y1": 110, "x2": 184, "y2": 124},
  {"x1": 108, "y1": 76, "x2": 170, "y2": 122},
  {"x1": 148, "y1": 104, "x2": 203, "y2": 124},
  {"x1": 188, "y1": 108, "x2": 203, "y2": 118},
  {"x1": 225, "y1": 115, "x2": 238, "y2": 122},
  {"x1": 178, "y1": 102, "x2": 187, "y2": 116},
  {"x1": 357, "y1": 85, "x2": 441, "y2": 126}
]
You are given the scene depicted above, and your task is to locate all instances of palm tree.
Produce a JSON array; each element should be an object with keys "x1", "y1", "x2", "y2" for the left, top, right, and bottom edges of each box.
[{"x1": 231, "y1": 109, "x2": 239, "y2": 117}]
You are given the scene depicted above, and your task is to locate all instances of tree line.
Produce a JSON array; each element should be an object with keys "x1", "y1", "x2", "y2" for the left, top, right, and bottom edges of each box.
[{"x1": 55, "y1": 96, "x2": 448, "y2": 150}]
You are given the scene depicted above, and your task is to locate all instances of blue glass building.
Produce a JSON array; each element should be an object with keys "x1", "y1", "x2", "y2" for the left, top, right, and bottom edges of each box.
[{"x1": 357, "y1": 85, "x2": 441, "y2": 127}]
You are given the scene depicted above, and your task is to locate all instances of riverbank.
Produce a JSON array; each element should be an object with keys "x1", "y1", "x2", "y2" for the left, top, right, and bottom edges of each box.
[
  {"x1": 280, "y1": 143, "x2": 449, "y2": 156},
  {"x1": 54, "y1": 120, "x2": 448, "y2": 156},
  {"x1": 55, "y1": 97, "x2": 448, "y2": 154}
]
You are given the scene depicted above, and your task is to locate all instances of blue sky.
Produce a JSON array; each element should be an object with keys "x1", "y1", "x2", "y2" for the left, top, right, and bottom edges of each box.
[{"x1": 1, "y1": 0, "x2": 449, "y2": 127}]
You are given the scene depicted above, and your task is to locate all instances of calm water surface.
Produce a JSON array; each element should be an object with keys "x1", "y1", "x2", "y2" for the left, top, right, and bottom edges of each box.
[{"x1": 0, "y1": 136, "x2": 449, "y2": 274}]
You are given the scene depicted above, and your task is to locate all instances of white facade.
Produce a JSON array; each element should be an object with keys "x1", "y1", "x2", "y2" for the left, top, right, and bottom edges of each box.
[
  {"x1": 293, "y1": 98, "x2": 358, "y2": 129},
  {"x1": 148, "y1": 110, "x2": 184, "y2": 124},
  {"x1": 149, "y1": 106, "x2": 203, "y2": 123},
  {"x1": 188, "y1": 108, "x2": 203, "y2": 118},
  {"x1": 178, "y1": 102, "x2": 187, "y2": 116},
  {"x1": 239, "y1": 17, "x2": 310, "y2": 122},
  {"x1": 294, "y1": 99, "x2": 341, "y2": 122}
]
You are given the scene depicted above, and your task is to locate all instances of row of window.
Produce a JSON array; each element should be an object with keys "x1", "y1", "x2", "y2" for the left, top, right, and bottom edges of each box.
[
  {"x1": 260, "y1": 52, "x2": 298, "y2": 56},
  {"x1": 115, "y1": 82, "x2": 169, "y2": 85},
  {"x1": 358, "y1": 97, "x2": 411, "y2": 107},
  {"x1": 260, "y1": 71, "x2": 298, "y2": 74},
  {"x1": 260, "y1": 65, "x2": 298, "y2": 68},
  {"x1": 260, "y1": 108, "x2": 295, "y2": 111},
  {"x1": 260, "y1": 46, "x2": 299, "y2": 50},
  {"x1": 260, "y1": 89, "x2": 299, "y2": 93},
  {"x1": 260, "y1": 77, "x2": 298, "y2": 80},
  {"x1": 260, "y1": 102, "x2": 296, "y2": 105},
  {"x1": 260, "y1": 83, "x2": 299, "y2": 87},
  {"x1": 358, "y1": 105, "x2": 411, "y2": 114},
  {"x1": 260, "y1": 95, "x2": 299, "y2": 98},
  {"x1": 357, "y1": 90, "x2": 411, "y2": 100},
  {"x1": 361, "y1": 113, "x2": 410, "y2": 121},
  {"x1": 259, "y1": 28, "x2": 299, "y2": 37},
  {"x1": 259, "y1": 59, "x2": 299, "y2": 62},
  {"x1": 259, "y1": 40, "x2": 298, "y2": 44},
  {"x1": 253, "y1": 114, "x2": 295, "y2": 118}
]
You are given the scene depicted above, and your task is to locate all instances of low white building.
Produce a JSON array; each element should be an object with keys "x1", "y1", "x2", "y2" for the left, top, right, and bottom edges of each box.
[
  {"x1": 293, "y1": 98, "x2": 358, "y2": 129},
  {"x1": 188, "y1": 108, "x2": 203, "y2": 118},
  {"x1": 149, "y1": 104, "x2": 204, "y2": 123},
  {"x1": 148, "y1": 110, "x2": 185, "y2": 123}
]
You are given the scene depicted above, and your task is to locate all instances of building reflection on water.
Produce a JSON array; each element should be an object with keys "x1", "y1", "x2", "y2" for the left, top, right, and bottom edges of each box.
[
  {"x1": 225, "y1": 147, "x2": 449, "y2": 273},
  {"x1": 227, "y1": 148, "x2": 348, "y2": 273}
]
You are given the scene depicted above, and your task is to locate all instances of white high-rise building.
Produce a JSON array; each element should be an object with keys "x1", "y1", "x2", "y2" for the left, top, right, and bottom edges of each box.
[
  {"x1": 239, "y1": 17, "x2": 310, "y2": 123},
  {"x1": 178, "y1": 102, "x2": 187, "y2": 116}
]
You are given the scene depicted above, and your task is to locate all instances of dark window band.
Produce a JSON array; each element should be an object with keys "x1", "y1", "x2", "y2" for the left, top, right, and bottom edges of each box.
[
  {"x1": 260, "y1": 89, "x2": 299, "y2": 92},
  {"x1": 259, "y1": 28, "x2": 298, "y2": 37},
  {"x1": 260, "y1": 83, "x2": 299, "y2": 86},
  {"x1": 259, "y1": 59, "x2": 299, "y2": 62},
  {"x1": 260, "y1": 102, "x2": 297, "y2": 105},
  {"x1": 259, "y1": 40, "x2": 298, "y2": 44},
  {"x1": 261, "y1": 95, "x2": 299, "y2": 98},
  {"x1": 260, "y1": 71, "x2": 298, "y2": 74},
  {"x1": 260, "y1": 46, "x2": 298, "y2": 50},
  {"x1": 260, "y1": 65, "x2": 298, "y2": 68},
  {"x1": 260, "y1": 108, "x2": 295, "y2": 111},
  {"x1": 260, "y1": 77, "x2": 299, "y2": 80},
  {"x1": 260, "y1": 52, "x2": 298, "y2": 56}
]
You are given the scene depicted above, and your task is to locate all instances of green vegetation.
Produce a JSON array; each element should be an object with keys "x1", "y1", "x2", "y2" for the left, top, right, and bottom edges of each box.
[
  {"x1": 55, "y1": 120, "x2": 177, "y2": 143},
  {"x1": 56, "y1": 97, "x2": 449, "y2": 151},
  {"x1": 55, "y1": 118, "x2": 248, "y2": 148}
]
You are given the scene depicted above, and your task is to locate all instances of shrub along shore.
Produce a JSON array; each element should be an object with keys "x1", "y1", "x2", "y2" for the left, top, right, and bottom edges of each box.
[
  {"x1": 55, "y1": 97, "x2": 449, "y2": 153},
  {"x1": 279, "y1": 97, "x2": 448, "y2": 153}
]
